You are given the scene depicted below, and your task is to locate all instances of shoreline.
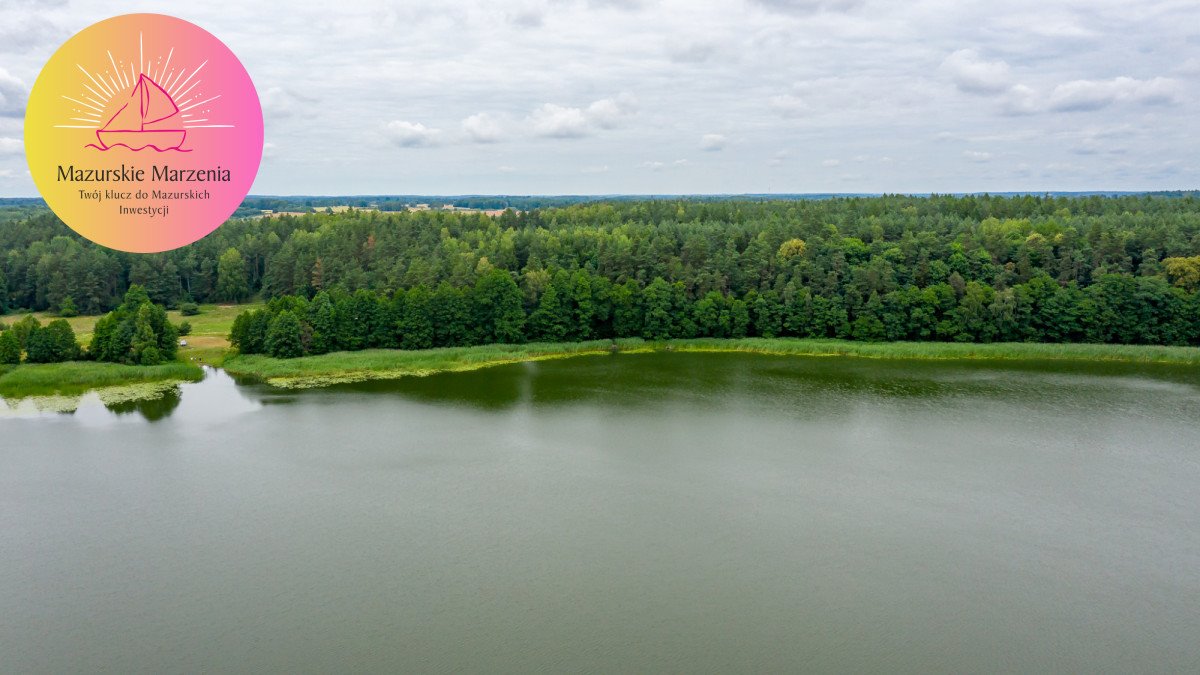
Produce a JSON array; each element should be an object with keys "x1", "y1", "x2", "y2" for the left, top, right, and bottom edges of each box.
[
  {"x1": 222, "y1": 338, "x2": 1200, "y2": 389},
  {"x1": 0, "y1": 361, "x2": 204, "y2": 408},
  {"x1": 3, "y1": 338, "x2": 1198, "y2": 403}
]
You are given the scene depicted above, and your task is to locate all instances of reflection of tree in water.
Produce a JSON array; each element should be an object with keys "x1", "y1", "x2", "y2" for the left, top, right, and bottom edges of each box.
[
  {"x1": 300, "y1": 352, "x2": 1200, "y2": 419},
  {"x1": 321, "y1": 364, "x2": 529, "y2": 411},
  {"x1": 104, "y1": 385, "x2": 182, "y2": 421}
]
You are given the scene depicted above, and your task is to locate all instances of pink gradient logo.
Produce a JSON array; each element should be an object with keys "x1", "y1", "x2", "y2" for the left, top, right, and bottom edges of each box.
[
  {"x1": 90, "y1": 73, "x2": 190, "y2": 152},
  {"x1": 26, "y1": 14, "x2": 263, "y2": 253}
]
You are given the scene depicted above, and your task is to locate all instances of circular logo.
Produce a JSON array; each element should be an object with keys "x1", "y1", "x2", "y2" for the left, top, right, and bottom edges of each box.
[{"x1": 24, "y1": 14, "x2": 263, "y2": 253}]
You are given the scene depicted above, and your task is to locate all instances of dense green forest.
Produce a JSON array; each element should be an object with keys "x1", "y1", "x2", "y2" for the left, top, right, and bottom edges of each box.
[{"x1": 4, "y1": 195, "x2": 1200, "y2": 356}]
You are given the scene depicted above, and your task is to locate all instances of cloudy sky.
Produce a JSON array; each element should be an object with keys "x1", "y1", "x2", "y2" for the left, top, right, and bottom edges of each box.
[{"x1": 1, "y1": 0, "x2": 1197, "y2": 195}]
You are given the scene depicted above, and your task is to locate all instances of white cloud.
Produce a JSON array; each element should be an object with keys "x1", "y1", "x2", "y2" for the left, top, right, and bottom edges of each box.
[
  {"x1": 667, "y1": 41, "x2": 718, "y2": 63},
  {"x1": 1047, "y1": 76, "x2": 1180, "y2": 112},
  {"x1": 507, "y1": 9, "x2": 544, "y2": 28},
  {"x1": 586, "y1": 0, "x2": 650, "y2": 10},
  {"x1": 529, "y1": 103, "x2": 591, "y2": 138},
  {"x1": 700, "y1": 133, "x2": 727, "y2": 151},
  {"x1": 0, "y1": 14, "x2": 61, "y2": 54},
  {"x1": 993, "y1": 12, "x2": 1097, "y2": 39},
  {"x1": 769, "y1": 94, "x2": 807, "y2": 118},
  {"x1": 261, "y1": 86, "x2": 319, "y2": 120},
  {"x1": 262, "y1": 142, "x2": 278, "y2": 159},
  {"x1": 1177, "y1": 58, "x2": 1200, "y2": 77},
  {"x1": 383, "y1": 120, "x2": 442, "y2": 147},
  {"x1": 581, "y1": 164, "x2": 610, "y2": 173},
  {"x1": 0, "y1": 136, "x2": 22, "y2": 156},
  {"x1": 529, "y1": 93, "x2": 637, "y2": 138},
  {"x1": 941, "y1": 49, "x2": 1012, "y2": 95},
  {"x1": 1000, "y1": 84, "x2": 1039, "y2": 116},
  {"x1": 585, "y1": 93, "x2": 638, "y2": 129},
  {"x1": 462, "y1": 112, "x2": 504, "y2": 143},
  {"x1": 964, "y1": 150, "x2": 992, "y2": 162},
  {"x1": 822, "y1": 158, "x2": 840, "y2": 167},
  {"x1": 1, "y1": 0, "x2": 1186, "y2": 194},
  {"x1": 0, "y1": 67, "x2": 27, "y2": 118},
  {"x1": 749, "y1": 0, "x2": 865, "y2": 14},
  {"x1": 497, "y1": 164, "x2": 516, "y2": 173},
  {"x1": 996, "y1": 76, "x2": 1180, "y2": 116},
  {"x1": 639, "y1": 159, "x2": 687, "y2": 171}
]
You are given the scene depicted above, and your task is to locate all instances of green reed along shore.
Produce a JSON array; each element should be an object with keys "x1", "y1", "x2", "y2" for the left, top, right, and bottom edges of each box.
[
  {"x1": 0, "y1": 360, "x2": 203, "y2": 398},
  {"x1": 5, "y1": 338, "x2": 1199, "y2": 399},
  {"x1": 221, "y1": 338, "x2": 1200, "y2": 389},
  {"x1": 222, "y1": 341, "x2": 631, "y2": 388},
  {"x1": 665, "y1": 338, "x2": 1200, "y2": 363}
]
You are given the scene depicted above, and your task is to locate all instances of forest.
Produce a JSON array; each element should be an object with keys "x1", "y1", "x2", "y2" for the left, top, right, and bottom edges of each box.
[{"x1": 3, "y1": 194, "x2": 1200, "y2": 358}]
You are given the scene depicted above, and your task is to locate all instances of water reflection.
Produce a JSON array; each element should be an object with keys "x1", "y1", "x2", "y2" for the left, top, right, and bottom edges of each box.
[
  {"x1": 103, "y1": 386, "x2": 182, "y2": 421},
  {"x1": 3, "y1": 352, "x2": 1199, "y2": 673},
  {"x1": 320, "y1": 352, "x2": 1200, "y2": 417},
  {"x1": 0, "y1": 366, "x2": 261, "y2": 424},
  {"x1": 2, "y1": 353, "x2": 1198, "y2": 424}
]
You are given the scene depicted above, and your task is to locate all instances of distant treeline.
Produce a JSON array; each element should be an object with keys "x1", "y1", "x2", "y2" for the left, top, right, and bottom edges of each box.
[
  {"x1": 234, "y1": 194, "x2": 629, "y2": 216},
  {"x1": 4, "y1": 194, "x2": 1200, "y2": 349}
]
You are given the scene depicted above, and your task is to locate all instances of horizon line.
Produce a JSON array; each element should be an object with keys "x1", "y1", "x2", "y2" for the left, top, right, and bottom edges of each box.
[{"x1": 1, "y1": 188, "x2": 1197, "y2": 201}]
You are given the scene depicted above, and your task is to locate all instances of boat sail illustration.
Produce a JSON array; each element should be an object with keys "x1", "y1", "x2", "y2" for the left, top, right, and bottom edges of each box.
[{"x1": 93, "y1": 73, "x2": 188, "y2": 152}]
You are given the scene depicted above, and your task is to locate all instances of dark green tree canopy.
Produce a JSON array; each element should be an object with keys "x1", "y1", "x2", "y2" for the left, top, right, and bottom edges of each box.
[
  {"x1": 3, "y1": 195, "x2": 1200, "y2": 359},
  {"x1": 89, "y1": 285, "x2": 179, "y2": 365}
]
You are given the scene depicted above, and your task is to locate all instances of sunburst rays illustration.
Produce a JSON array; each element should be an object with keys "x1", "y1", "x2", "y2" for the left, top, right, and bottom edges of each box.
[{"x1": 56, "y1": 31, "x2": 233, "y2": 151}]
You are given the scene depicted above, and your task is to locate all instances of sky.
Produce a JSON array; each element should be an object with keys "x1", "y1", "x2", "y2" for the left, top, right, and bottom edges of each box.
[{"x1": 0, "y1": 0, "x2": 1197, "y2": 196}]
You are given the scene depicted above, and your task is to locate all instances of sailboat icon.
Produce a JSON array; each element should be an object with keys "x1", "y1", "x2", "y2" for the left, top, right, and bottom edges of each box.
[{"x1": 94, "y1": 73, "x2": 188, "y2": 151}]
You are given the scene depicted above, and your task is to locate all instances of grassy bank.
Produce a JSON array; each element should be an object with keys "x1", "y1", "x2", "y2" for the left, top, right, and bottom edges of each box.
[
  {"x1": 664, "y1": 338, "x2": 1200, "y2": 364},
  {"x1": 223, "y1": 340, "x2": 634, "y2": 388},
  {"x1": 222, "y1": 337, "x2": 1200, "y2": 388},
  {"x1": 0, "y1": 360, "x2": 204, "y2": 398}
]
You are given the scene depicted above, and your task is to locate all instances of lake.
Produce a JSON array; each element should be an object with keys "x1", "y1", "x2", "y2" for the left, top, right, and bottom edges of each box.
[{"x1": 2, "y1": 352, "x2": 1199, "y2": 673}]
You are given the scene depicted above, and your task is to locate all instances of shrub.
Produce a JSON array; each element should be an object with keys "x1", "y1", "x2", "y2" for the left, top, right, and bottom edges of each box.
[
  {"x1": 24, "y1": 319, "x2": 79, "y2": 363},
  {"x1": 88, "y1": 285, "x2": 179, "y2": 365},
  {"x1": 180, "y1": 302, "x2": 200, "y2": 316},
  {"x1": 265, "y1": 310, "x2": 304, "y2": 359},
  {"x1": 0, "y1": 330, "x2": 20, "y2": 364},
  {"x1": 59, "y1": 297, "x2": 78, "y2": 317}
]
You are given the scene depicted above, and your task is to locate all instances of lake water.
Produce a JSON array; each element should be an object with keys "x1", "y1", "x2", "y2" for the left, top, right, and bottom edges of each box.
[{"x1": 2, "y1": 353, "x2": 1199, "y2": 673}]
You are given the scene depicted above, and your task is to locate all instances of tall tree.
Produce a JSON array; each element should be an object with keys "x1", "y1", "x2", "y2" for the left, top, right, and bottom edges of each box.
[{"x1": 216, "y1": 247, "x2": 250, "y2": 302}]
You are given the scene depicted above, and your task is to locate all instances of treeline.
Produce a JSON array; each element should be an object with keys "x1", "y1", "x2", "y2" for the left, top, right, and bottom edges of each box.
[
  {"x1": 231, "y1": 264, "x2": 1200, "y2": 359},
  {"x1": 236, "y1": 194, "x2": 597, "y2": 215},
  {"x1": 0, "y1": 316, "x2": 80, "y2": 365},
  {"x1": 4, "y1": 194, "x2": 1200, "y2": 345},
  {"x1": 0, "y1": 286, "x2": 179, "y2": 366}
]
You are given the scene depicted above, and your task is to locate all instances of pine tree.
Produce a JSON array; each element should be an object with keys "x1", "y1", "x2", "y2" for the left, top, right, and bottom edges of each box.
[
  {"x1": 131, "y1": 304, "x2": 163, "y2": 365},
  {"x1": 529, "y1": 285, "x2": 570, "y2": 342},
  {"x1": 265, "y1": 310, "x2": 304, "y2": 358}
]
